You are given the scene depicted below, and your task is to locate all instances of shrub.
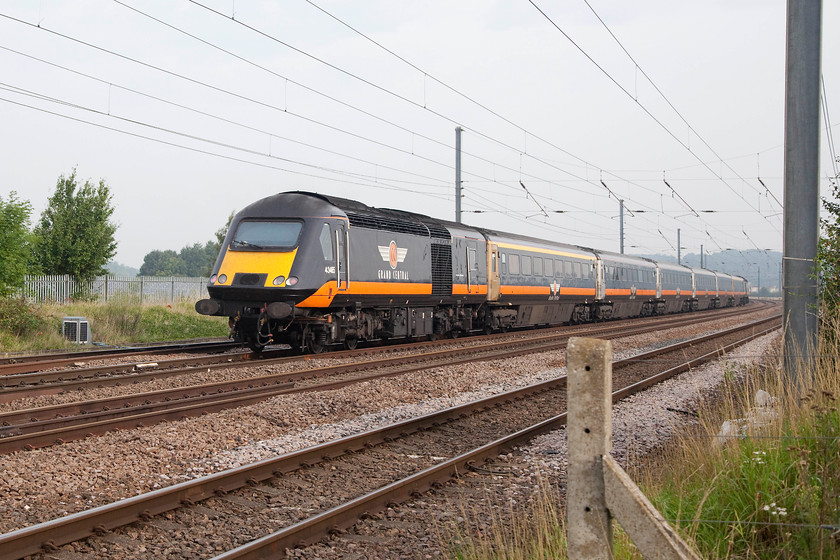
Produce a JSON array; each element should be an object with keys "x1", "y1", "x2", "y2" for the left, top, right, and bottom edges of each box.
[{"x1": 0, "y1": 297, "x2": 47, "y2": 337}]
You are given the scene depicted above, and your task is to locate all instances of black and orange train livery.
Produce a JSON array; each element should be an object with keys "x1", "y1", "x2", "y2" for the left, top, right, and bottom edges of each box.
[{"x1": 195, "y1": 192, "x2": 749, "y2": 352}]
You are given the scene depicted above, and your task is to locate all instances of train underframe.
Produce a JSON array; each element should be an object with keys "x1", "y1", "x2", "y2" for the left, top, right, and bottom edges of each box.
[{"x1": 230, "y1": 295, "x2": 741, "y2": 353}]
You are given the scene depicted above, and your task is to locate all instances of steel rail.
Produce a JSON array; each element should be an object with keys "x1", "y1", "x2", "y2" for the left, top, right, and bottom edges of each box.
[
  {"x1": 0, "y1": 301, "x2": 771, "y2": 383},
  {"x1": 0, "y1": 340, "x2": 238, "y2": 375},
  {"x1": 0, "y1": 317, "x2": 779, "y2": 560},
  {"x1": 0, "y1": 315, "x2": 779, "y2": 453},
  {"x1": 0, "y1": 304, "x2": 771, "y2": 402}
]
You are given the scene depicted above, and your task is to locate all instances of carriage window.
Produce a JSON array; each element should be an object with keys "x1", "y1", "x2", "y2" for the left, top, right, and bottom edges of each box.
[
  {"x1": 509, "y1": 254, "x2": 520, "y2": 275},
  {"x1": 544, "y1": 259, "x2": 553, "y2": 277},
  {"x1": 521, "y1": 255, "x2": 532, "y2": 275},
  {"x1": 574, "y1": 262, "x2": 583, "y2": 278},
  {"x1": 533, "y1": 257, "x2": 543, "y2": 276},
  {"x1": 319, "y1": 224, "x2": 333, "y2": 260},
  {"x1": 564, "y1": 261, "x2": 573, "y2": 276}
]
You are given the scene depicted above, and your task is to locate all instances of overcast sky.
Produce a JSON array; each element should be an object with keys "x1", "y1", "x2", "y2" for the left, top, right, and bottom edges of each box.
[{"x1": 1, "y1": 1, "x2": 837, "y2": 270}]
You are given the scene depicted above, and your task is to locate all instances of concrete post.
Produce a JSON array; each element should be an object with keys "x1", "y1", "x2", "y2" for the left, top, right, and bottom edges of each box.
[
  {"x1": 566, "y1": 337, "x2": 701, "y2": 560},
  {"x1": 566, "y1": 337, "x2": 613, "y2": 558}
]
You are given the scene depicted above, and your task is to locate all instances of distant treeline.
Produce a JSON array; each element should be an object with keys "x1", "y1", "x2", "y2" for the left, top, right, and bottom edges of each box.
[{"x1": 137, "y1": 213, "x2": 232, "y2": 277}]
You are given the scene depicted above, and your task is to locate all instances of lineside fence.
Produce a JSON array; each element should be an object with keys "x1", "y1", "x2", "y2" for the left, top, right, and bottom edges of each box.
[{"x1": 21, "y1": 275, "x2": 209, "y2": 305}]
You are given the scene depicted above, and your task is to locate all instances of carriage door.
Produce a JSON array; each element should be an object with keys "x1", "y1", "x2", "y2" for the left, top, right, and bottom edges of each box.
[
  {"x1": 486, "y1": 243, "x2": 500, "y2": 301},
  {"x1": 466, "y1": 245, "x2": 477, "y2": 293},
  {"x1": 335, "y1": 224, "x2": 349, "y2": 291},
  {"x1": 655, "y1": 267, "x2": 662, "y2": 299},
  {"x1": 595, "y1": 258, "x2": 606, "y2": 300}
]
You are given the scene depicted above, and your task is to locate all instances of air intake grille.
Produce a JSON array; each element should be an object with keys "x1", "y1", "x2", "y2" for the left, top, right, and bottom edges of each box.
[
  {"x1": 425, "y1": 221, "x2": 451, "y2": 241},
  {"x1": 346, "y1": 212, "x2": 430, "y2": 236},
  {"x1": 234, "y1": 273, "x2": 265, "y2": 286},
  {"x1": 431, "y1": 244, "x2": 453, "y2": 296}
]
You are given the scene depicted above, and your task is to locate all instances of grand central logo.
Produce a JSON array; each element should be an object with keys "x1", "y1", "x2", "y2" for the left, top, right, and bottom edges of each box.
[{"x1": 377, "y1": 241, "x2": 409, "y2": 280}]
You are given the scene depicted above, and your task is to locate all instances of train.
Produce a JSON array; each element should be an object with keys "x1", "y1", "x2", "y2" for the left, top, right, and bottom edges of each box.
[{"x1": 195, "y1": 191, "x2": 750, "y2": 352}]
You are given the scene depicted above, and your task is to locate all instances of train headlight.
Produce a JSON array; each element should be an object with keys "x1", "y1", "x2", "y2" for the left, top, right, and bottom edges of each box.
[
  {"x1": 286, "y1": 276, "x2": 299, "y2": 286},
  {"x1": 218, "y1": 274, "x2": 228, "y2": 284},
  {"x1": 210, "y1": 274, "x2": 217, "y2": 284},
  {"x1": 272, "y1": 275, "x2": 285, "y2": 286}
]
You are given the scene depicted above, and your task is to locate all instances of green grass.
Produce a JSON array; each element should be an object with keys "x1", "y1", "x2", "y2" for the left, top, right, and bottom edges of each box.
[
  {"x1": 654, "y1": 398, "x2": 839, "y2": 559},
  {"x1": 0, "y1": 297, "x2": 229, "y2": 352}
]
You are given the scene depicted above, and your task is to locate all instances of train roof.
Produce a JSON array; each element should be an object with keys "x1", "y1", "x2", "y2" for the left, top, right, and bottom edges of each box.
[{"x1": 475, "y1": 228, "x2": 596, "y2": 258}]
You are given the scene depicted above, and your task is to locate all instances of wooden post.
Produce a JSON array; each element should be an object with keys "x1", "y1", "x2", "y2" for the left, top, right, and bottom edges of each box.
[{"x1": 566, "y1": 337, "x2": 700, "y2": 560}]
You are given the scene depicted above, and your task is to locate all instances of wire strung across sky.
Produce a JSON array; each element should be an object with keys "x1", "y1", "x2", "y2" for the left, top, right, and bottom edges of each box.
[
  {"x1": 176, "y1": 0, "x2": 774, "y2": 248},
  {"x1": 528, "y1": 0, "x2": 777, "y2": 223},
  {"x1": 0, "y1": 2, "x2": 789, "y2": 259},
  {"x1": 0, "y1": 8, "x2": 691, "y2": 251}
]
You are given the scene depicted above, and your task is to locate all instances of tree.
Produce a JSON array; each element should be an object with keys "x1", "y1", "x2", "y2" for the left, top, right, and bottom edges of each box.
[
  {"x1": 138, "y1": 211, "x2": 233, "y2": 277},
  {"x1": 818, "y1": 160, "x2": 840, "y2": 309},
  {"x1": 33, "y1": 169, "x2": 118, "y2": 283},
  {"x1": 0, "y1": 191, "x2": 34, "y2": 297},
  {"x1": 139, "y1": 250, "x2": 183, "y2": 276},
  {"x1": 211, "y1": 211, "x2": 235, "y2": 253}
]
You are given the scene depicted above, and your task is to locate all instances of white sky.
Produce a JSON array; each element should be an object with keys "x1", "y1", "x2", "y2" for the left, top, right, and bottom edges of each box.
[{"x1": 1, "y1": 1, "x2": 837, "y2": 269}]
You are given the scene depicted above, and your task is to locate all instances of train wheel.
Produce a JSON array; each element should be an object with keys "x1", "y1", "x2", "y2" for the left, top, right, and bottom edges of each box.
[
  {"x1": 343, "y1": 335, "x2": 358, "y2": 350},
  {"x1": 309, "y1": 331, "x2": 327, "y2": 354}
]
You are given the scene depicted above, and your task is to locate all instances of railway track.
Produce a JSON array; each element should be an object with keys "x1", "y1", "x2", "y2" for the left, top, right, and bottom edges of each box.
[
  {"x1": 0, "y1": 302, "x2": 772, "y2": 399},
  {"x1": 0, "y1": 340, "x2": 238, "y2": 376},
  {"x1": 0, "y1": 308, "x2": 778, "y2": 453},
  {"x1": 0, "y1": 313, "x2": 779, "y2": 560}
]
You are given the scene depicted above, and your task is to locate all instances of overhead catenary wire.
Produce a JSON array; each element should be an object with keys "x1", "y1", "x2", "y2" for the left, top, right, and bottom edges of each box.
[
  {"x1": 581, "y1": 0, "x2": 782, "y2": 209},
  {"x1": 107, "y1": 2, "x2": 673, "y2": 236},
  {"x1": 10, "y1": 5, "x2": 696, "y2": 250},
  {"x1": 0, "y1": 94, "x2": 455, "y2": 198},
  {"x1": 528, "y1": 0, "x2": 769, "y2": 218},
  {"x1": 0, "y1": 5, "x2": 769, "y2": 258},
  {"x1": 176, "y1": 0, "x2": 676, "y2": 208},
  {"x1": 0, "y1": 44, "x2": 452, "y2": 190},
  {"x1": 299, "y1": 0, "x2": 665, "y2": 202},
  {"x1": 181, "y1": 0, "x2": 760, "y2": 247}
]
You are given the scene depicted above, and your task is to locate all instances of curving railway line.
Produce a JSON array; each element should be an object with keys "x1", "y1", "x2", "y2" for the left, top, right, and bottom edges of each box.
[
  {"x1": 0, "y1": 303, "x2": 779, "y2": 559},
  {"x1": 0, "y1": 303, "x2": 775, "y2": 453}
]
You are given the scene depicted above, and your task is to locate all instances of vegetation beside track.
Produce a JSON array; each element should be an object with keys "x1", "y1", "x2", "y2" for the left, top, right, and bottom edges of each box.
[
  {"x1": 0, "y1": 297, "x2": 228, "y2": 352},
  {"x1": 448, "y1": 313, "x2": 839, "y2": 560}
]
